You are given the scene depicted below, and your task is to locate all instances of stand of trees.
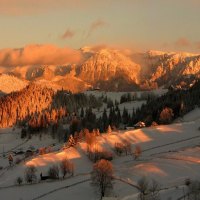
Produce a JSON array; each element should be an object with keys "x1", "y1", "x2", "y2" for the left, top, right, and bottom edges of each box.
[
  {"x1": 2, "y1": 80, "x2": 200, "y2": 144},
  {"x1": 86, "y1": 80, "x2": 200, "y2": 129},
  {"x1": 0, "y1": 84, "x2": 54, "y2": 128},
  {"x1": 0, "y1": 84, "x2": 102, "y2": 132}
]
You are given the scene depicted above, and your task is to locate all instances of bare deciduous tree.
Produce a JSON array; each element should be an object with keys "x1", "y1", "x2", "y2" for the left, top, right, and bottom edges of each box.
[
  {"x1": 188, "y1": 180, "x2": 200, "y2": 200},
  {"x1": 138, "y1": 177, "x2": 160, "y2": 200},
  {"x1": 48, "y1": 165, "x2": 59, "y2": 179},
  {"x1": 134, "y1": 145, "x2": 142, "y2": 160},
  {"x1": 124, "y1": 141, "x2": 132, "y2": 156},
  {"x1": 85, "y1": 132, "x2": 96, "y2": 152},
  {"x1": 60, "y1": 158, "x2": 74, "y2": 178},
  {"x1": 148, "y1": 179, "x2": 160, "y2": 200},
  {"x1": 92, "y1": 159, "x2": 113, "y2": 199},
  {"x1": 138, "y1": 177, "x2": 149, "y2": 200}
]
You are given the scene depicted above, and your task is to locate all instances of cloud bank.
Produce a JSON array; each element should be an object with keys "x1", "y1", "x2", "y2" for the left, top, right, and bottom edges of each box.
[
  {"x1": 173, "y1": 37, "x2": 200, "y2": 52},
  {"x1": 0, "y1": 44, "x2": 82, "y2": 67},
  {"x1": 175, "y1": 38, "x2": 191, "y2": 47}
]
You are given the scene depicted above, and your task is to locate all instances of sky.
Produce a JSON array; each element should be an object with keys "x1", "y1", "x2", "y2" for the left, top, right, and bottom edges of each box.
[{"x1": 0, "y1": 0, "x2": 199, "y2": 56}]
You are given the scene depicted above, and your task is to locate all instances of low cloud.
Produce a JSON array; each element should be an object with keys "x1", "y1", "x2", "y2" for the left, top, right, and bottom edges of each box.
[
  {"x1": 173, "y1": 38, "x2": 200, "y2": 52},
  {"x1": 61, "y1": 29, "x2": 75, "y2": 40},
  {"x1": 0, "y1": 44, "x2": 82, "y2": 67},
  {"x1": 175, "y1": 37, "x2": 191, "y2": 47},
  {"x1": 195, "y1": 42, "x2": 200, "y2": 49}
]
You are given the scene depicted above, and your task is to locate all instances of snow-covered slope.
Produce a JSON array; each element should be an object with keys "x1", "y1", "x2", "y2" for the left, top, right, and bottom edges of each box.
[
  {"x1": 0, "y1": 74, "x2": 28, "y2": 94},
  {"x1": 78, "y1": 49, "x2": 140, "y2": 84},
  {"x1": 1, "y1": 109, "x2": 200, "y2": 199}
]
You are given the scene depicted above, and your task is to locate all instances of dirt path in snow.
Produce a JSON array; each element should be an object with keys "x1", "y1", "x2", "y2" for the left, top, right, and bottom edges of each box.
[
  {"x1": 0, "y1": 138, "x2": 29, "y2": 157},
  {"x1": 142, "y1": 134, "x2": 200, "y2": 155},
  {"x1": 31, "y1": 178, "x2": 91, "y2": 200}
]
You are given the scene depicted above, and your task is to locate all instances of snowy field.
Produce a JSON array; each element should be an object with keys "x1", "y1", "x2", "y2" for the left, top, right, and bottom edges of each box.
[
  {"x1": 84, "y1": 89, "x2": 168, "y2": 118},
  {"x1": 0, "y1": 108, "x2": 200, "y2": 199},
  {"x1": 92, "y1": 100, "x2": 146, "y2": 119}
]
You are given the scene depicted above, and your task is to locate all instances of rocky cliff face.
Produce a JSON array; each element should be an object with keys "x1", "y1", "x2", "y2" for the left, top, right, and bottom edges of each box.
[
  {"x1": 26, "y1": 66, "x2": 55, "y2": 81},
  {"x1": 78, "y1": 49, "x2": 141, "y2": 85},
  {"x1": 142, "y1": 52, "x2": 200, "y2": 86}
]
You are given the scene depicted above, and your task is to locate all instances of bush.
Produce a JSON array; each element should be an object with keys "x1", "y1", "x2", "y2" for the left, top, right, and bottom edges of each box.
[
  {"x1": 21, "y1": 128, "x2": 27, "y2": 139},
  {"x1": 159, "y1": 107, "x2": 174, "y2": 124},
  {"x1": 137, "y1": 177, "x2": 160, "y2": 200},
  {"x1": 48, "y1": 165, "x2": 59, "y2": 179},
  {"x1": 39, "y1": 147, "x2": 46, "y2": 155},
  {"x1": 15, "y1": 157, "x2": 22, "y2": 165},
  {"x1": 114, "y1": 141, "x2": 132, "y2": 156},
  {"x1": 188, "y1": 180, "x2": 200, "y2": 199},
  {"x1": 88, "y1": 149, "x2": 113, "y2": 162},
  {"x1": 133, "y1": 145, "x2": 142, "y2": 160},
  {"x1": 16, "y1": 176, "x2": 23, "y2": 185},
  {"x1": 151, "y1": 121, "x2": 158, "y2": 126},
  {"x1": 60, "y1": 158, "x2": 74, "y2": 178},
  {"x1": 185, "y1": 178, "x2": 191, "y2": 186},
  {"x1": 99, "y1": 151, "x2": 113, "y2": 161},
  {"x1": 24, "y1": 165, "x2": 37, "y2": 183},
  {"x1": 114, "y1": 143, "x2": 124, "y2": 156}
]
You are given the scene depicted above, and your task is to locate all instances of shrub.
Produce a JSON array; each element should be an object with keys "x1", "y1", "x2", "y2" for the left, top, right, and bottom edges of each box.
[
  {"x1": 60, "y1": 158, "x2": 74, "y2": 178},
  {"x1": 16, "y1": 176, "x2": 23, "y2": 185},
  {"x1": 24, "y1": 165, "x2": 37, "y2": 183},
  {"x1": 21, "y1": 128, "x2": 27, "y2": 139},
  {"x1": 15, "y1": 157, "x2": 22, "y2": 165},
  {"x1": 114, "y1": 142, "x2": 124, "y2": 156},
  {"x1": 134, "y1": 145, "x2": 142, "y2": 160},
  {"x1": 88, "y1": 149, "x2": 113, "y2": 162},
  {"x1": 188, "y1": 180, "x2": 200, "y2": 199},
  {"x1": 151, "y1": 121, "x2": 158, "y2": 126},
  {"x1": 48, "y1": 165, "x2": 59, "y2": 179},
  {"x1": 99, "y1": 151, "x2": 113, "y2": 161},
  {"x1": 159, "y1": 107, "x2": 174, "y2": 124},
  {"x1": 185, "y1": 178, "x2": 191, "y2": 186}
]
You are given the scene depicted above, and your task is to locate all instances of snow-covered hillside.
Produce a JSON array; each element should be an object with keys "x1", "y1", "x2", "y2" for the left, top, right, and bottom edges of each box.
[
  {"x1": 0, "y1": 108, "x2": 200, "y2": 199},
  {"x1": 0, "y1": 74, "x2": 28, "y2": 94}
]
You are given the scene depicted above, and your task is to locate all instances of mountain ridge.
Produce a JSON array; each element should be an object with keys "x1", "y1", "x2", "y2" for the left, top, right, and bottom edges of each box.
[{"x1": 0, "y1": 48, "x2": 200, "y2": 93}]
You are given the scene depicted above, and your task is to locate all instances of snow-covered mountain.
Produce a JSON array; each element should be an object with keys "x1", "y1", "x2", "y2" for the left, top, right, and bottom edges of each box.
[
  {"x1": 1, "y1": 48, "x2": 200, "y2": 93},
  {"x1": 141, "y1": 51, "x2": 200, "y2": 86},
  {"x1": 78, "y1": 49, "x2": 140, "y2": 83}
]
